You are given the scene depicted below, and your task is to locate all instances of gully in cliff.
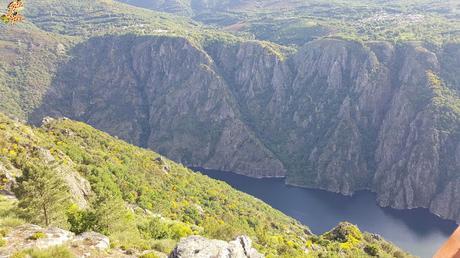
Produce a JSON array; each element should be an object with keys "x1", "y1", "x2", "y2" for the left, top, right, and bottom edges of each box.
[
  {"x1": 434, "y1": 227, "x2": 460, "y2": 258},
  {"x1": 1, "y1": 0, "x2": 24, "y2": 24}
]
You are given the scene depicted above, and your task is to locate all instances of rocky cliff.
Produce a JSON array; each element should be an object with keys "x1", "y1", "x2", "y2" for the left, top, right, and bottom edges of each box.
[
  {"x1": 31, "y1": 35, "x2": 286, "y2": 178},
  {"x1": 31, "y1": 35, "x2": 460, "y2": 223}
]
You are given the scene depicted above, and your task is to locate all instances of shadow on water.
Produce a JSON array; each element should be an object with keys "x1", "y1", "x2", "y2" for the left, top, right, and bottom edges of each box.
[
  {"x1": 381, "y1": 207, "x2": 456, "y2": 236},
  {"x1": 195, "y1": 168, "x2": 458, "y2": 258}
]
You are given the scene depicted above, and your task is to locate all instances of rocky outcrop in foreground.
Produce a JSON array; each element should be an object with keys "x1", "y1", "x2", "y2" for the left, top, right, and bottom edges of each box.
[
  {"x1": 0, "y1": 224, "x2": 263, "y2": 258},
  {"x1": 0, "y1": 224, "x2": 112, "y2": 257},
  {"x1": 170, "y1": 235, "x2": 264, "y2": 258}
]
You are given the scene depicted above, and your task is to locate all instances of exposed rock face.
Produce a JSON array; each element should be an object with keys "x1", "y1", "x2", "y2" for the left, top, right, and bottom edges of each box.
[
  {"x1": 32, "y1": 35, "x2": 286, "y2": 178},
  {"x1": 31, "y1": 35, "x2": 460, "y2": 222},
  {"x1": 169, "y1": 235, "x2": 264, "y2": 258}
]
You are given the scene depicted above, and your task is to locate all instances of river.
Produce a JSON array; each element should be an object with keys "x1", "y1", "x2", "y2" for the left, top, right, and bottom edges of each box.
[{"x1": 197, "y1": 169, "x2": 458, "y2": 258}]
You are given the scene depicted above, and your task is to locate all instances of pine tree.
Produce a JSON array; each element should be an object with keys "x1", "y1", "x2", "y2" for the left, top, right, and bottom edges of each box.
[
  {"x1": 93, "y1": 194, "x2": 129, "y2": 235},
  {"x1": 14, "y1": 162, "x2": 71, "y2": 227}
]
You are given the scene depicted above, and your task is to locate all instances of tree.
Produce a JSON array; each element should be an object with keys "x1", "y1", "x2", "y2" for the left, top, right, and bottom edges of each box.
[
  {"x1": 91, "y1": 191, "x2": 131, "y2": 235},
  {"x1": 14, "y1": 162, "x2": 71, "y2": 227}
]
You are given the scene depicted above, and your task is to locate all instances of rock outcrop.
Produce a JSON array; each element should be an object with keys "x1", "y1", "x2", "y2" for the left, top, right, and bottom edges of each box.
[
  {"x1": 0, "y1": 224, "x2": 131, "y2": 257},
  {"x1": 169, "y1": 235, "x2": 264, "y2": 258},
  {"x1": 0, "y1": 224, "x2": 263, "y2": 258},
  {"x1": 31, "y1": 35, "x2": 286, "y2": 178},
  {"x1": 31, "y1": 35, "x2": 460, "y2": 222},
  {"x1": 71, "y1": 232, "x2": 111, "y2": 251},
  {"x1": 0, "y1": 224, "x2": 75, "y2": 255},
  {"x1": 0, "y1": 163, "x2": 19, "y2": 196}
]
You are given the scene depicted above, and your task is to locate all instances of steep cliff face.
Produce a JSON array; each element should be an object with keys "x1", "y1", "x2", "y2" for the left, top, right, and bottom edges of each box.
[
  {"x1": 31, "y1": 35, "x2": 286, "y2": 178},
  {"x1": 31, "y1": 36, "x2": 460, "y2": 222}
]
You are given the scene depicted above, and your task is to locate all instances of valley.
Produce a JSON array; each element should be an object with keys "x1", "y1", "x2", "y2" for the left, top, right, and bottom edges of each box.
[
  {"x1": 29, "y1": 33, "x2": 460, "y2": 225},
  {"x1": 0, "y1": 0, "x2": 459, "y2": 257}
]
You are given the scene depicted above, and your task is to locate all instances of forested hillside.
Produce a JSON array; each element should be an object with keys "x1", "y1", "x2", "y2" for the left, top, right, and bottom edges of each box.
[{"x1": 0, "y1": 113, "x2": 411, "y2": 257}]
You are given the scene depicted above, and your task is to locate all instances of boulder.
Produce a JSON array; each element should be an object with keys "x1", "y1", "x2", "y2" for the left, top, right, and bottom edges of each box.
[
  {"x1": 169, "y1": 235, "x2": 263, "y2": 258},
  {"x1": 0, "y1": 224, "x2": 74, "y2": 256},
  {"x1": 71, "y1": 232, "x2": 110, "y2": 250},
  {"x1": 155, "y1": 156, "x2": 171, "y2": 173}
]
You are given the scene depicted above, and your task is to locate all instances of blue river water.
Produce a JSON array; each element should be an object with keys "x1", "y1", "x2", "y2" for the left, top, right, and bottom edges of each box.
[{"x1": 197, "y1": 169, "x2": 458, "y2": 258}]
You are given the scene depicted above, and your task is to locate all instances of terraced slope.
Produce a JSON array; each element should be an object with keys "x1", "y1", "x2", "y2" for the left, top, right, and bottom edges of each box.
[{"x1": 119, "y1": 0, "x2": 460, "y2": 45}]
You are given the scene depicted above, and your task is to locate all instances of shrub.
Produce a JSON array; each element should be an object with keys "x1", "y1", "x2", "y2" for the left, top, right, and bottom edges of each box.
[
  {"x1": 66, "y1": 204, "x2": 96, "y2": 234},
  {"x1": 28, "y1": 232, "x2": 46, "y2": 240},
  {"x1": 10, "y1": 252, "x2": 27, "y2": 258},
  {"x1": 27, "y1": 246, "x2": 74, "y2": 258},
  {"x1": 168, "y1": 223, "x2": 192, "y2": 240},
  {"x1": 394, "y1": 250, "x2": 407, "y2": 258},
  {"x1": 364, "y1": 244, "x2": 379, "y2": 256},
  {"x1": 139, "y1": 217, "x2": 170, "y2": 239},
  {"x1": 0, "y1": 238, "x2": 6, "y2": 247},
  {"x1": 11, "y1": 246, "x2": 74, "y2": 258},
  {"x1": 151, "y1": 239, "x2": 177, "y2": 253}
]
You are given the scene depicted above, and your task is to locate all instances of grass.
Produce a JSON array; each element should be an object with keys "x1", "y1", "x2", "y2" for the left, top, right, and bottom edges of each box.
[
  {"x1": 0, "y1": 196, "x2": 24, "y2": 234},
  {"x1": 11, "y1": 246, "x2": 74, "y2": 258}
]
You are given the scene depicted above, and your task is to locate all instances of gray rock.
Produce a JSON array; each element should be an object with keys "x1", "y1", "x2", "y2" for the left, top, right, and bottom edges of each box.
[
  {"x1": 155, "y1": 156, "x2": 171, "y2": 173},
  {"x1": 71, "y1": 232, "x2": 110, "y2": 250},
  {"x1": 169, "y1": 235, "x2": 264, "y2": 258},
  {"x1": 0, "y1": 224, "x2": 74, "y2": 255}
]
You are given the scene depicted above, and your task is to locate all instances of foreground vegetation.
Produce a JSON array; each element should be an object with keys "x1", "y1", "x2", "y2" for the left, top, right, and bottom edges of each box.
[{"x1": 0, "y1": 113, "x2": 411, "y2": 257}]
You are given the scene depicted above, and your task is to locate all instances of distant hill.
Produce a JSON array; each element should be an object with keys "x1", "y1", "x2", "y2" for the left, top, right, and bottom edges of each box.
[{"x1": 118, "y1": 0, "x2": 460, "y2": 45}]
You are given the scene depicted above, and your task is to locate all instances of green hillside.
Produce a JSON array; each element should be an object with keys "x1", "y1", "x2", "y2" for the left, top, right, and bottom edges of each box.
[
  {"x1": 119, "y1": 0, "x2": 460, "y2": 45},
  {"x1": 0, "y1": 113, "x2": 411, "y2": 257}
]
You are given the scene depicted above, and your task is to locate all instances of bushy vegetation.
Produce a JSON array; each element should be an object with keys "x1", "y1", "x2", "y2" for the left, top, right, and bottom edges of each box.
[{"x1": 0, "y1": 113, "x2": 412, "y2": 257}]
